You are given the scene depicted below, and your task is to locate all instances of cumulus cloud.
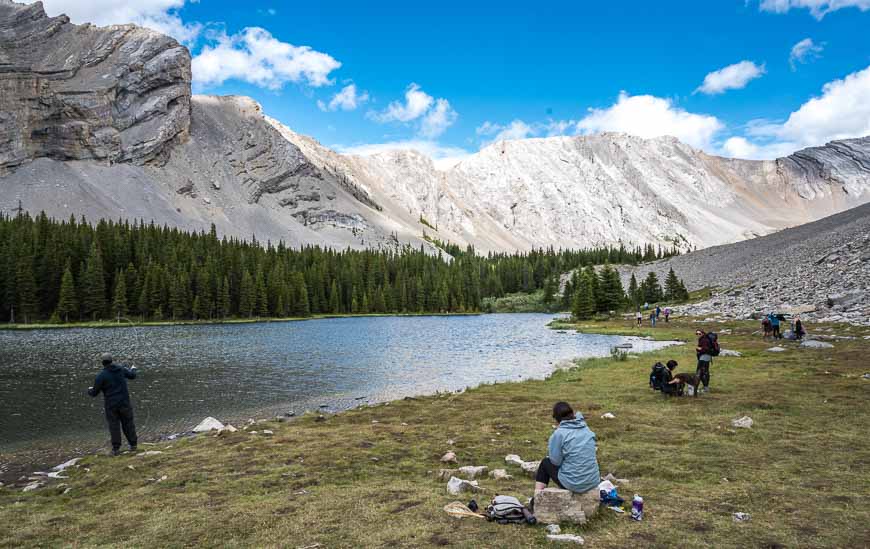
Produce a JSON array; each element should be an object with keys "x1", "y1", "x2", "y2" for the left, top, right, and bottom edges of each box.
[
  {"x1": 317, "y1": 84, "x2": 369, "y2": 112},
  {"x1": 192, "y1": 27, "x2": 341, "y2": 90},
  {"x1": 789, "y1": 38, "x2": 824, "y2": 70},
  {"x1": 30, "y1": 0, "x2": 201, "y2": 44},
  {"x1": 759, "y1": 0, "x2": 870, "y2": 19},
  {"x1": 368, "y1": 83, "x2": 458, "y2": 138},
  {"x1": 720, "y1": 64, "x2": 870, "y2": 159},
  {"x1": 576, "y1": 92, "x2": 724, "y2": 150},
  {"x1": 475, "y1": 118, "x2": 576, "y2": 146},
  {"x1": 696, "y1": 61, "x2": 766, "y2": 95},
  {"x1": 336, "y1": 140, "x2": 470, "y2": 170}
]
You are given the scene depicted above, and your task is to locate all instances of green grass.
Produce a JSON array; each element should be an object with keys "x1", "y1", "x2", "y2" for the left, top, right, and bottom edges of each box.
[
  {"x1": 482, "y1": 290, "x2": 562, "y2": 313},
  {"x1": 1, "y1": 317, "x2": 868, "y2": 548}
]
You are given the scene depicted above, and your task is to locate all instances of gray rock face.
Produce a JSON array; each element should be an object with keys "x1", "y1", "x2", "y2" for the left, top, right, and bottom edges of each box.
[{"x1": 0, "y1": 1, "x2": 190, "y2": 173}]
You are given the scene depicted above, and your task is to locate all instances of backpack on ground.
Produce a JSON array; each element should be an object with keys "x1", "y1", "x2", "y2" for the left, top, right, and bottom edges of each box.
[
  {"x1": 650, "y1": 362, "x2": 669, "y2": 390},
  {"x1": 707, "y1": 333, "x2": 721, "y2": 356},
  {"x1": 485, "y1": 495, "x2": 529, "y2": 524}
]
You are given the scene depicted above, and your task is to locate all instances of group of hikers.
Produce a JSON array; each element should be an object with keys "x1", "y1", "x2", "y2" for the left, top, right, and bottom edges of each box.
[
  {"x1": 649, "y1": 328, "x2": 719, "y2": 396},
  {"x1": 636, "y1": 304, "x2": 670, "y2": 327},
  {"x1": 762, "y1": 312, "x2": 805, "y2": 340}
]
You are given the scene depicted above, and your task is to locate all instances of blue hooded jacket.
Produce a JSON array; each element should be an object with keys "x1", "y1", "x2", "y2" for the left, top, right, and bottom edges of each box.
[{"x1": 547, "y1": 415, "x2": 600, "y2": 493}]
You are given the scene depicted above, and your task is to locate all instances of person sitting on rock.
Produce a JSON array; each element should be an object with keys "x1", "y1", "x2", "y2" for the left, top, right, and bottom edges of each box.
[
  {"x1": 88, "y1": 352, "x2": 139, "y2": 456},
  {"x1": 531, "y1": 402, "x2": 600, "y2": 506}
]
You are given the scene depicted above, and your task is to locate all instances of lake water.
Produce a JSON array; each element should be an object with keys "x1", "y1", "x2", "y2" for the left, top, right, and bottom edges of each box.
[{"x1": 0, "y1": 313, "x2": 673, "y2": 480}]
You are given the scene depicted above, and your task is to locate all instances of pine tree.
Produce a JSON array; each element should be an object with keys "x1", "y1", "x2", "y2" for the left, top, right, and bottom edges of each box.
[
  {"x1": 218, "y1": 277, "x2": 231, "y2": 319},
  {"x1": 239, "y1": 271, "x2": 254, "y2": 317},
  {"x1": 572, "y1": 271, "x2": 595, "y2": 320},
  {"x1": 542, "y1": 275, "x2": 556, "y2": 307},
  {"x1": 56, "y1": 263, "x2": 78, "y2": 323},
  {"x1": 82, "y1": 243, "x2": 106, "y2": 320},
  {"x1": 627, "y1": 273, "x2": 640, "y2": 308},
  {"x1": 642, "y1": 271, "x2": 663, "y2": 304},
  {"x1": 664, "y1": 267, "x2": 682, "y2": 301},
  {"x1": 16, "y1": 257, "x2": 39, "y2": 324},
  {"x1": 112, "y1": 272, "x2": 127, "y2": 321},
  {"x1": 597, "y1": 264, "x2": 624, "y2": 313}
]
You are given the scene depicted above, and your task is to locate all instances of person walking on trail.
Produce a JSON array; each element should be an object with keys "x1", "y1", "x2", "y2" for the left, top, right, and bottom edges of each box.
[
  {"x1": 530, "y1": 402, "x2": 600, "y2": 511},
  {"x1": 768, "y1": 312, "x2": 781, "y2": 339},
  {"x1": 650, "y1": 310, "x2": 657, "y2": 327},
  {"x1": 636, "y1": 310, "x2": 643, "y2": 327},
  {"x1": 88, "y1": 353, "x2": 138, "y2": 456},
  {"x1": 695, "y1": 329, "x2": 713, "y2": 393},
  {"x1": 655, "y1": 306, "x2": 661, "y2": 319},
  {"x1": 663, "y1": 307, "x2": 671, "y2": 323}
]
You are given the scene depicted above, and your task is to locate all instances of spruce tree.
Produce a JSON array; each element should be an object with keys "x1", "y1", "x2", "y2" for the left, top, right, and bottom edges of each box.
[
  {"x1": 56, "y1": 263, "x2": 78, "y2": 323},
  {"x1": 239, "y1": 271, "x2": 254, "y2": 317},
  {"x1": 642, "y1": 271, "x2": 663, "y2": 304},
  {"x1": 16, "y1": 257, "x2": 39, "y2": 324},
  {"x1": 112, "y1": 272, "x2": 127, "y2": 322},
  {"x1": 82, "y1": 243, "x2": 106, "y2": 320},
  {"x1": 572, "y1": 272, "x2": 595, "y2": 320},
  {"x1": 664, "y1": 267, "x2": 681, "y2": 301},
  {"x1": 542, "y1": 275, "x2": 556, "y2": 306}
]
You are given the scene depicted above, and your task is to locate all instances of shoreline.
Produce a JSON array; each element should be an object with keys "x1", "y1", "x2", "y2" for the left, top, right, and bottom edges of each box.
[{"x1": 0, "y1": 311, "x2": 485, "y2": 331}]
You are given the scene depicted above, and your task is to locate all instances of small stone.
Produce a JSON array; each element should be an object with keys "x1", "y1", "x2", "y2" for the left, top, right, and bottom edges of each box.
[
  {"x1": 457, "y1": 466, "x2": 488, "y2": 479},
  {"x1": 719, "y1": 349, "x2": 742, "y2": 357},
  {"x1": 440, "y1": 451, "x2": 457, "y2": 463},
  {"x1": 489, "y1": 469, "x2": 513, "y2": 480},
  {"x1": 731, "y1": 416, "x2": 753, "y2": 429},
  {"x1": 766, "y1": 346, "x2": 787, "y2": 352},
  {"x1": 262, "y1": 430, "x2": 274, "y2": 435},
  {"x1": 436, "y1": 469, "x2": 457, "y2": 481},
  {"x1": 601, "y1": 412, "x2": 616, "y2": 419},
  {"x1": 285, "y1": 411, "x2": 296, "y2": 417},
  {"x1": 52, "y1": 458, "x2": 81, "y2": 472},
  {"x1": 22, "y1": 481, "x2": 44, "y2": 492},
  {"x1": 546, "y1": 534, "x2": 585, "y2": 544},
  {"x1": 505, "y1": 454, "x2": 525, "y2": 466},
  {"x1": 446, "y1": 439, "x2": 455, "y2": 445},
  {"x1": 546, "y1": 524, "x2": 562, "y2": 535},
  {"x1": 732, "y1": 512, "x2": 751, "y2": 522},
  {"x1": 137, "y1": 451, "x2": 164, "y2": 457},
  {"x1": 217, "y1": 425, "x2": 238, "y2": 435}
]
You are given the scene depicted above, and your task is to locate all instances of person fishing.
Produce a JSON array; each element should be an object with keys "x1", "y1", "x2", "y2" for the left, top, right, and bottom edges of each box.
[{"x1": 88, "y1": 352, "x2": 139, "y2": 456}]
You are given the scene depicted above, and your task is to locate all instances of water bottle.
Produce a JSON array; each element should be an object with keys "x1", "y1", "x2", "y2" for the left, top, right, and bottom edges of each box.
[{"x1": 631, "y1": 495, "x2": 644, "y2": 521}]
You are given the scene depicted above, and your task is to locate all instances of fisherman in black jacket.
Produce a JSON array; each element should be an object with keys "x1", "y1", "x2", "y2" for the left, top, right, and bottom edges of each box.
[{"x1": 88, "y1": 353, "x2": 138, "y2": 455}]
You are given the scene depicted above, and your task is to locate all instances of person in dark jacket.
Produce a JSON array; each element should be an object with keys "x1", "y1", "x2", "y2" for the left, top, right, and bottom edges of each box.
[
  {"x1": 695, "y1": 329, "x2": 713, "y2": 393},
  {"x1": 88, "y1": 353, "x2": 138, "y2": 455},
  {"x1": 794, "y1": 316, "x2": 805, "y2": 340}
]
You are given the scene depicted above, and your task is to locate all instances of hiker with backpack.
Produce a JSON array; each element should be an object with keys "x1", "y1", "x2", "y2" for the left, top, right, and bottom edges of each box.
[
  {"x1": 663, "y1": 307, "x2": 671, "y2": 322},
  {"x1": 768, "y1": 312, "x2": 782, "y2": 339},
  {"x1": 530, "y1": 402, "x2": 600, "y2": 511},
  {"x1": 695, "y1": 329, "x2": 719, "y2": 393},
  {"x1": 650, "y1": 360, "x2": 679, "y2": 395}
]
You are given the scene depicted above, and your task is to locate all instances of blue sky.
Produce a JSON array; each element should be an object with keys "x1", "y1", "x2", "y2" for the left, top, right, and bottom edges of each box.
[{"x1": 34, "y1": 0, "x2": 870, "y2": 162}]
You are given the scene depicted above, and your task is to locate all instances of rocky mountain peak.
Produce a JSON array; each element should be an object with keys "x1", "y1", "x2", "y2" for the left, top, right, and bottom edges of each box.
[{"x1": 0, "y1": 0, "x2": 191, "y2": 174}]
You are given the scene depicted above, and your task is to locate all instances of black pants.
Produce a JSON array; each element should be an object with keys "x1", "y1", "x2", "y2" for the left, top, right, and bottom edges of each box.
[
  {"x1": 105, "y1": 405, "x2": 138, "y2": 450},
  {"x1": 535, "y1": 457, "x2": 565, "y2": 488},
  {"x1": 696, "y1": 360, "x2": 711, "y2": 388},
  {"x1": 772, "y1": 325, "x2": 781, "y2": 339}
]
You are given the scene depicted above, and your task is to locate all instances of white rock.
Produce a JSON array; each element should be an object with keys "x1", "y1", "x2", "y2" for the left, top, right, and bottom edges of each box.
[
  {"x1": 137, "y1": 451, "x2": 164, "y2": 457},
  {"x1": 731, "y1": 416, "x2": 753, "y2": 429},
  {"x1": 440, "y1": 451, "x2": 457, "y2": 463},
  {"x1": 52, "y1": 458, "x2": 81, "y2": 472},
  {"x1": 766, "y1": 346, "x2": 787, "y2": 352},
  {"x1": 217, "y1": 425, "x2": 238, "y2": 435},
  {"x1": 521, "y1": 461, "x2": 541, "y2": 478},
  {"x1": 22, "y1": 481, "x2": 44, "y2": 492},
  {"x1": 489, "y1": 469, "x2": 513, "y2": 480},
  {"x1": 457, "y1": 466, "x2": 488, "y2": 479},
  {"x1": 601, "y1": 412, "x2": 616, "y2": 419},
  {"x1": 262, "y1": 430, "x2": 274, "y2": 435},
  {"x1": 732, "y1": 512, "x2": 751, "y2": 522},
  {"x1": 546, "y1": 524, "x2": 562, "y2": 535},
  {"x1": 446, "y1": 476, "x2": 481, "y2": 495},
  {"x1": 801, "y1": 340, "x2": 834, "y2": 349},
  {"x1": 719, "y1": 349, "x2": 742, "y2": 357},
  {"x1": 546, "y1": 534, "x2": 585, "y2": 544},
  {"x1": 193, "y1": 417, "x2": 225, "y2": 433},
  {"x1": 505, "y1": 454, "x2": 525, "y2": 466}
]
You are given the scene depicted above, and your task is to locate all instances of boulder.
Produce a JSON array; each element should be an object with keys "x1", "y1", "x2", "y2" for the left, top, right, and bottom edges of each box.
[
  {"x1": 505, "y1": 454, "x2": 525, "y2": 466},
  {"x1": 446, "y1": 476, "x2": 481, "y2": 495},
  {"x1": 457, "y1": 466, "x2": 488, "y2": 479},
  {"x1": 546, "y1": 524, "x2": 562, "y2": 535},
  {"x1": 533, "y1": 487, "x2": 599, "y2": 525},
  {"x1": 719, "y1": 349, "x2": 742, "y2": 357},
  {"x1": 217, "y1": 425, "x2": 238, "y2": 435},
  {"x1": 801, "y1": 340, "x2": 834, "y2": 349},
  {"x1": 193, "y1": 417, "x2": 225, "y2": 433},
  {"x1": 436, "y1": 469, "x2": 457, "y2": 481},
  {"x1": 521, "y1": 461, "x2": 541, "y2": 478}
]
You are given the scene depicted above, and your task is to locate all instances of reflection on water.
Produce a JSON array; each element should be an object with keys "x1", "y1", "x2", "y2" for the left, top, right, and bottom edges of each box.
[{"x1": 0, "y1": 313, "x2": 673, "y2": 477}]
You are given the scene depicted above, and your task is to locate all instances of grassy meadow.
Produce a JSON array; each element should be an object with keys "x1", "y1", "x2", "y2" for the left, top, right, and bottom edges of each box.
[{"x1": 0, "y1": 316, "x2": 868, "y2": 548}]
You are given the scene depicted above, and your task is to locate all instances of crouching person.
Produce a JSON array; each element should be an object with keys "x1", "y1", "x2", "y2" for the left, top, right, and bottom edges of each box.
[
  {"x1": 88, "y1": 352, "x2": 139, "y2": 456},
  {"x1": 531, "y1": 402, "x2": 600, "y2": 513}
]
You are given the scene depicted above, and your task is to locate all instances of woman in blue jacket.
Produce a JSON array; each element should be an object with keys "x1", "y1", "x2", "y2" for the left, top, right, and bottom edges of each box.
[{"x1": 534, "y1": 402, "x2": 600, "y2": 496}]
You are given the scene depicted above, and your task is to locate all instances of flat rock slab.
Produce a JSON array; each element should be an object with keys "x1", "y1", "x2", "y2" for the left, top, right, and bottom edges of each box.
[
  {"x1": 801, "y1": 340, "x2": 834, "y2": 348},
  {"x1": 534, "y1": 487, "x2": 599, "y2": 525},
  {"x1": 547, "y1": 534, "x2": 585, "y2": 545},
  {"x1": 766, "y1": 346, "x2": 787, "y2": 352}
]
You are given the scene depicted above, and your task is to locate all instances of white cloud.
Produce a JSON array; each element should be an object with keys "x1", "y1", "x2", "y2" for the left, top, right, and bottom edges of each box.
[
  {"x1": 720, "y1": 64, "x2": 870, "y2": 159},
  {"x1": 317, "y1": 84, "x2": 369, "y2": 112},
  {"x1": 369, "y1": 83, "x2": 434, "y2": 123},
  {"x1": 789, "y1": 38, "x2": 824, "y2": 70},
  {"x1": 476, "y1": 120, "x2": 535, "y2": 142},
  {"x1": 759, "y1": 0, "x2": 870, "y2": 19},
  {"x1": 576, "y1": 92, "x2": 724, "y2": 150},
  {"x1": 696, "y1": 61, "x2": 766, "y2": 95},
  {"x1": 368, "y1": 83, "x2": 458, "y2": 138},
  {"x1": 336, "y1": 140, "x2": 471, "y2": 170},
  {"x1": 30, "y1": 0, "x2": 201, "y2": 44},
  {"x1": 192, "y1": 27, "x2": 341, "y2": 90}
]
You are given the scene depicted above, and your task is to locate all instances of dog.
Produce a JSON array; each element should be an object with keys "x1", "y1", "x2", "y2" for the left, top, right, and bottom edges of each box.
[{"x1": 669, "y1": 372, "x2": 701, "y2": 397}]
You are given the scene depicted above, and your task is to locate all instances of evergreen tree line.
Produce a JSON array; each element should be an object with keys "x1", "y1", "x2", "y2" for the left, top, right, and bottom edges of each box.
[
  {"x1": 567, "y1": 266, "x2": 691, "y2": 321},
  {"x1": 0, "y1": 212, "x2": 681, "y2": 324}
]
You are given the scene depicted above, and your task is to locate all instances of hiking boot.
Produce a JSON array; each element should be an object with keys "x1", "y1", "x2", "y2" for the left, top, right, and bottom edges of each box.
[
  {"x1": 111, "y1": 448, "x2": 121, "y2": 456},
  {"x1": 129, "y1": 445, "x2": 138, "y2": 453}
]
